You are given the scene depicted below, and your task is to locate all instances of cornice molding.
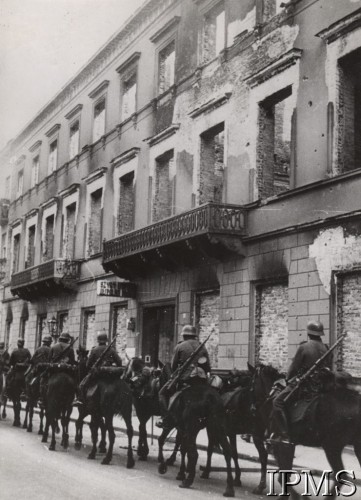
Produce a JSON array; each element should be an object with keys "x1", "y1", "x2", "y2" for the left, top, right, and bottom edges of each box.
[
  {"x1": 83, "y1": 167, "x2": 108, "y2": 185},
  {"x1": 65, "y1": 104, "x2": 83, "y2": 120},
  {"x1": 10, "y1": 217, "x2": 23, "y2": 229},
  {"x1": 189, "y1": 93, "x2": 232, "y2": 119},
  {"x1": 88, "y1": 80, "x2": 110, "y2": 99},
  {"x1": 40, "y1": 196, "x2": 58, "y2": 210},
  {"x1": 111, "y1": 147, "x2": 140, "y2": 167},
  {"x1": 146, "y1": 124, "x2": 180, "y2": 147},
  {"x1": 58, "y1": 183, "x2": 80, "y2": 199},
  {"x1": 150, "y1": 16, "x2": 180, "y2": 43},
  {"x1": 244, "y1": 48, "x2": 302, "y2": 88},
  {"x1": 116, "y1": 52, "x2": 141, "y2": 75},
  {"x1": 29, "y1": 140, "x2": 42, "y2": 153},
  {"x1": 25, "y1": 208, "x2": 39, "y2": 219},
  {"x1": 316, "y1": 7, "x2": 361, "y2": 44},
  {"x1": 45, "y1": 123, "x2": 61, "y2": 138}
]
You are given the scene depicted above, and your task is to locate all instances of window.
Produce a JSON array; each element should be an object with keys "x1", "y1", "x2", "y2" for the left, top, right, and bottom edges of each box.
[
  {"x1": 57, "y1": 311, "x2": 69, "y2": 336},
  {"x1": 111, "y1": 303, "x2": 129, "y2": 363},
  {"x1": 93, "y1": 99, "x2": 106, "y2": 142},
  {"x1": 338, "y1": 48, "x2": 361, "y2": 173},
  {"x1": 121, "y1": 73, "x2": 137, "y2": 121},
  {"x1": 263, "y1": 0, "x2": 284, "y2": 22},
  {"x1": 81, "y1": 307, "x2": 96, "y2": 350},
  {"x1": 69, "y1": 120, "x2": 80, "y2": 159},
  {"x1": 62, "y1": 202, "x2": 76, "y2": 259},
  {"x1": 48, "y1": 139, "x2": 58, "y2": 175},
  {"x1": 199, "y1": 123, "x2": 225, "y2": 204},
  {"x1": 117, "y1": 172, "x2": 135, "y2": 235},
  {"x1": 5, "y1": 176, "x2": 10, "y2": 196},
  {"x1": 36, "y1": 314, "x2": 47, "y2": 348},
  {"x1": 201, "y1": 2, "x2": 225, "y2": 64},
  {"x1": 195, "y1": 289, "x2": 220, "y2": 368},
  {"x1": 153, "y1": 150, "x2": 174, "y2": 222},
  {"x1": 257, "y1": 86, "x2": 293, "y2": 198},
  {"x1": 16, "y1": 170, "x2": 24, "y2": 198},
  {"x1": 43, "y1": 214, "x2": 55, "y2": 262},
  {"x1": 88, "y1": 188, "x2": 103, "y2": 255},
  {"x1": 158, "y1": 41, "x2": 175, "y2": 94},
  {"x1": 12, "y1": 233, "x2": 21, "y2": 273},
  {"x1": 5, "y1": 320, "x2": 11, "y2": 349},
  {"x1": 26, "y1": 225, "x2": 36, "y2": 268},
  {"x1": 31, "y1": 155, "x2": 40, "y2": 188},
  {"x1": 1, "y1": 233, "x2": 7, "y2": 259}
]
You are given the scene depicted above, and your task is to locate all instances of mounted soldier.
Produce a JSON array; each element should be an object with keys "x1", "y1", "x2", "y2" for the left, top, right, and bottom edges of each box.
[
  {"x1": 6, "y1": 338, "x2": 31, "y2": 389},
  {"x1": 50, "y1": 332, "x2": 75, "y2": 365},
  {"x1": 31, "y1": 335, "x2": 52, "y2": 366},
  {"x1": 271, "y1": 320, "x2": 331, "y2": 444},
  {"x1": 0, "y1": 341, "x2": 10, "y2": 376},
  {"x1": 157, "y1": 324, "x2": 211, "y2": 428}
]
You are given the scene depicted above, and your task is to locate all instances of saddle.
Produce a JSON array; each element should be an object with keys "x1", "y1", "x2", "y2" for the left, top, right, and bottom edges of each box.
[
  {"x1": 93, "y1": 366, "x2": 124, "y2": 378},
  {"x1": 289, "y1": 396, "x2": 319, "y2": 424},
  {"x1": 14, "y1": 363, "x2": 29, "y2": 372},
  {"x1": 41, "y1": 363, "x2": 77, "y2": 375}
]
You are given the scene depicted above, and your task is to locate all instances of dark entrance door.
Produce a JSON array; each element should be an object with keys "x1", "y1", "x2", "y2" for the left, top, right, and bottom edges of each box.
[{"x1": 142, "y1": 304, "x2": 175, "y2": 365}]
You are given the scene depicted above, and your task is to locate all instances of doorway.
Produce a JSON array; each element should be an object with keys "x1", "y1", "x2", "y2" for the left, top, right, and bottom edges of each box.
[{"x1": 142, "y1": 303, "x2": 176, "y2": 365}]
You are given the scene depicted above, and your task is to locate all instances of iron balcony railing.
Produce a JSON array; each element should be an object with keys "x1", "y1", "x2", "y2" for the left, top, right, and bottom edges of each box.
[
  {"x1": 11, "y1": 258, "x2": 81, "y2": 289},
  {"x1": 103, "y1": 203, "x2": 247, "y2": 263}
]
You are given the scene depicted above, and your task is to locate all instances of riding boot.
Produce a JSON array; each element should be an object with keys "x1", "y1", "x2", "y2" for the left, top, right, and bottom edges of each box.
[{"x1": 270, "y1": 408, "x2": 291, "y2": 443}]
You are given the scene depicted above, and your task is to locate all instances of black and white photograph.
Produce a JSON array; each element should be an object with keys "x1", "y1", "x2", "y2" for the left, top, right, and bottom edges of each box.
[{"x1": 0, "y1": 0, "x2": 361, "y2": 498}]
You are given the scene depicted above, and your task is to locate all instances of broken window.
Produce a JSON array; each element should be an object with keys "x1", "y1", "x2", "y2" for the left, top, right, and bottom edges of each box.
[
  {"x1": 12, "y1": 233, "x2": 21, "y2": 273},
  {"x1": 158, "y1": 41, "x2": 175, "y2": 94},
  {"x1": 195, "y1": 289, "x2": 220, "y2": 368},
  {"x1": 48, "y1": 139, "x2": 58, "y2": 175},
  {"x1": 17, "y1": 170, "x2": 24, "y2": 198},
  {"x1": 122, "y1": 73, "x2": 137, "y2": 121},
  {"x1": 31, "y1": 155, "x2": 40, "y2": 188},
  {"x1": 88, "y1": 188, "x2": 103, "y2": 256},
  {"x1": 153, "y1": 151, "x2": 174, "y2": 222},
  {"x1": 257, "y1": 86, "x2": 293, "y2": 198},
  {"x1": 93, "y1": 99, "x2": 106, "y2": 142},
  {"x1": 69, "y1": 120, "x2": 80, "y2": 159},
  {"x1": 117, "y1": 172, "x2": 135, "y2": 235},
  {"x1": 338, "y1": 48, "x2": 361, "y2": 173},
  {"x1": 26, "y1": 225, "x2": 36, "y2": 268},
  {"x1": 58, "y1": 311, "x2": 69, "y2": 336},
  {"x1": 201, "y1": 2, "x2": 225, "y2": 64},
  {"x1": 43, "y1": 214, "x2": 55, "y2": 262},
  {"x1": 81, "y1": 308, "x2": 96, "y2": 350},
  {"x1": 63, "y1": 202, "x2": 76, "y2": 259},
  {"x1": 199, "y1": 123, "x2": 225, "y2": 204}
]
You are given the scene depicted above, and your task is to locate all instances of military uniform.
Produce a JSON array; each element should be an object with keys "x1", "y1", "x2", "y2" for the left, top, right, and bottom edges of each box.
[
  {"x1": 171, "y1": 338, "x2": 211, "y2": 379},
  {"x1": 50, "y1": 341, "x2": 75, "y2": 364},
  {"x1": 0, "y1": 348, "x2": 10, "y2": 374},
  {"x1": 31, "y1": 345, "x2": 51, "y2": 365},
  {"x1": 9, "y1": 346, "x2": 31, "y2": 367},
  {"x1": 87, "y1": 344, "x2": 122, "y2": 369}
]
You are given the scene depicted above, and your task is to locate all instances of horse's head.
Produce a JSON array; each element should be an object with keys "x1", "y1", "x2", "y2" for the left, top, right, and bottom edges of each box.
[{"x1": 248, "y1": 362, "x2": 285, "y2": 402}]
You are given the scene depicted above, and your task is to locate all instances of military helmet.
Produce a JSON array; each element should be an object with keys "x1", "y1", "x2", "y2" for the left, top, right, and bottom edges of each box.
[
  {"x1": 189, "y1": 366, "x2": 207, "y2": 379},
  {"x1": 182, "y1": 325, "x2": 197, "y2": 338},
  {"x1": 97, "y1": 332, "x2": 108, "y2": 343},
  {"x1": 17, "y1": 338, "x2": 25, "y2": 346},
  {"x1": 307, "y1": 320, "x2": 324, "y2": 337},
  {"x1": 59, "y1": 332, "x2": 71, "y2": 342},
  {"x1": 42, "y1": 335, "x2": 52, "y2": 344}
]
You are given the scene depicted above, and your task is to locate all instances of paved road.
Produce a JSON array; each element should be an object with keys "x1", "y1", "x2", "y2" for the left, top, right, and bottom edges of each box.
[{"x1": 0, "y1": 410, "x2": 267, "y2": 500}]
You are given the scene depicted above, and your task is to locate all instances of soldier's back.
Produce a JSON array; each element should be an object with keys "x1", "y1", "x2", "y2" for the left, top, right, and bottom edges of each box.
[{"x1": 11, "y1": 347, "x2": 31, "y2": 364}]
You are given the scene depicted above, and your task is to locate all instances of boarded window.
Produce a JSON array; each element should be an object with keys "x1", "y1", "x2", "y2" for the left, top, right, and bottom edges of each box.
[
  {"x1": 202, "y1": 2, "x2": 225, "y2": 64},
  {"x1": 63, "y1": 202, "x2": 76, "y2": 259},
  {"x1": 69, "y1": 121, "x2": 80, "y2": 159},
  {"x1": 255, "y1": 283, "x2": 288, "y2": 370},
  {"x1": 337, "y1": 273, "x2": 361, "y2": 378},
  {"x1": 81, "y1": 308, "x2": 96, "y2": 351},
  {"x1": 199, "y1": 123, "x2": 225, "y2": 204},
  {"x1": 122, "y1": 73, "x2": 137, "y2": 121},
  {"x1": 12, "y1": 233, "x2": 21, "y2": 273},
  {"x1": 153, "y1": 151, "x2": 174, "y2": 222},
  {"x1": 43, "y1": 214, "x2": 55, "y2": 262},
  {"x1": 195, "y1": 289, "x2": 220, "y2": 369},
  {"x1": 48, "y1": 139, "x2": 58, "y2": 175},
  {"x1": 1, "y1": 233, "x2": 6, "y2": 259},
  {"x1": 93, "y1": 99, "x2": 106, "y2": 142},
  {"x1": 88, "y1": 188, "x2": 103, "y2": 255},
  {"x1": 27, "y1": 225, "x2": 36, "y2": 268},
  {"x1": 257, "y1": 87, "x2": 293, "y2": 198},
  {"x1": 111, "y1": 304, "x2": 129, "y2": 363},
  {"x1": 338, "y1": 49, "x2": 361, "y2": 174},
  {"x1": 31, "y1": 155, "x2": 40, "y2": 188},
  {"x1": 118, "y1": 172, "x2": 135, "y2": 235},
  {"x1": 158, "y1": 41, "x2": 175, "y2": 94}
]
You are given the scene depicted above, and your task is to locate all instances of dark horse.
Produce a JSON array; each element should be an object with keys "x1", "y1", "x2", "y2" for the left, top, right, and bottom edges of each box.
[
  {"x1": 158, "y1": 380, "x2": 235, "y2": 498},
  {"x1": 84, "y1": 369, "x2": 135, "y2": 468},
  {"x1": 0, "y1": 371, "x2": 7, "y2": 419},
  {"x1": 6, "y1": 363, "x2": 28, "y2": 427},
  {"x1": 23, "y1": 366, "x2": 46, "y2": 434},
  {"x1": 250, "y1": 363, "x2": 361, "y2": 499},
  {"x1": 41, "y1": 364, "x2": 76, "y2": 451},
  {"x1": 124, "y1": 357, "x2": 181, "y2": 465}
]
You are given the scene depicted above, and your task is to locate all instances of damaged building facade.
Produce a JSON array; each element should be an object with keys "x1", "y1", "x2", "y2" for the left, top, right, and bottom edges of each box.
[{"x1": 1, "y1": 0, "x2": 361, "y2": 377}]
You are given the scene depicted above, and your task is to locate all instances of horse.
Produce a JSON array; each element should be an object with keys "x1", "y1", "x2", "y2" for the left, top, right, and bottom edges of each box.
[
  {"x1": 41, "y1": 364, "x2": 76, "y2": 451},
  {"x1": 23, "y1": 366, "x2": 46, "y2": 434},
  {"x1": 0, "y1": 371, "x2": 7, "y2": 419},
  {"x1": 249, "y1": 363, "x2": 361, "y2": 499},
  {"x1": 158, "y1": 378, "x2": 235, "y2": 498},
  {"x1": 6, "y1": 363, "x2": 28, "y2": 427},
  {"x1": 124, "y1": 357, "x2": 181, "y2": 465},
  {"x1": 84, "y1": 368, "x2": 135, "y2": 468}
]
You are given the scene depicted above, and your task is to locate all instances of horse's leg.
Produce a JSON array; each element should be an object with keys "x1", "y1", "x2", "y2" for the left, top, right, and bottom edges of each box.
[
  {"x1": 2, "y1": 396, "x2": 7, "y2": 419},
  {"x1": 23, "y1": 402, "x2": 29, "y2": 429},
  {"x1": 176, "y1": 432, "x2": 187, "y2": 482},
  {"x1": 60, "y1": 409, "x2": 70, "y2": 449},
  {"x1": 75, "y1": 408, "x2": 85, "y2": 450},
  {"x1": 138, "y1": 418, "x2": 149, "y2": 461},
  {"x1": 323, "y1": 443, "x2": 346, "y2": 498},
  {"x1": 217, "y1": 429, "x2": 235, "y2": 498},
  {"x1": 102, "y1": 415, "x2": 115, "y2": 465},
  {"x1": 200, "y1": 428, "x2": 215, "y2": 480},
  {"x1": 38, "y1": 407, "x2": 44, "y2": 435},
  {"x1": 98, "y1": 418, "x2": 107, "y2": 454},
  {"x1": 166, "y1": 428, "x2": 181, "y2": 466},
  {"x1": 41, "y1": 416, "x2": 49, "y2": 443},
  {"x1": 123, "y1": 410, "x2": 135, "y2": 469},
  {"x1": 253, "y1": 434, "x2": 268, "y2": 493},
  {"x1": 158, "y1": 426, "x2": 172, "y2": 473},
  {"x1": 13, "y1": 398, "x2": 21, "y2": 426},
  {"x1": 88, "y1": 415, "x2": 99, "y2": 460},
  {"x1": 27, "y1": 403, "x2": 34, "y2": 433},
  {"x1": 49, "y1": 418, "x2": 57, "y2": 451},
  {"x1": 354, "y1": 437, "x2": 361, "y2": 468},
  {"x1": 229, "y1": 433, "x2": 241, "y2": 487},
  {"x1": 272, "y1": 443, "x2": 298, "y2": 500}
]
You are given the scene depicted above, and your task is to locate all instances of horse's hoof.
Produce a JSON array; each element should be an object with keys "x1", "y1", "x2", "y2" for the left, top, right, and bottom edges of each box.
[
  {"x1": 176, "y1": 472, "x2": 186, "y2": 481},
  {"x1": 41, "y1": 436, "x2": 47, "y2": 443},
  {"x1": 22, "y1": 423, "x2": 27, "y2": 429},
  {"x1": 74, "y1": 442, "x2": 82, "y2": 451},
  {"x1": 98, "y1": 446, "x2": 107, "y2": 454},
  {"x1": 56, "y1": 426, "x2": 60, "y2": 435},
  {"x1": 49, "y1": 445, "x2": 55, "y2": 451},
  {"x1": 165, "y1": 458, "x2": 176, "y2": 466},
  {"x1": 200, "y1": 472, "x2": 210, "y2": 479},
  {"x1": 13, "y1": 421, "x2": 20, "y2": 427},
  {"x1": 234, "y1": 479, "x2": 242, "y2": 488},
  {"x1": 127, "y1": 458, "x2": 135, "y2": 469},
  {"x1": 87, "y1": 453, "x2": 96, "y2": 460},
  {"x1": 27, "y1": 427, "x2": 32, "y2": 433},
  {"x1": 101, "y1": 458, "x2": 111, "y2": 465},
  {"x1": 179, "y1": 479, "x2": 193, "y2": 489},
  {"x1": 38, "y1": 429, "x2": 43, "y2": 436},
  {"x1": 158, "y1": 463, "x2": 167, "y2": 475},
  {"x1": 223, "y1": 488, "x2": 235, "y2": 498}
]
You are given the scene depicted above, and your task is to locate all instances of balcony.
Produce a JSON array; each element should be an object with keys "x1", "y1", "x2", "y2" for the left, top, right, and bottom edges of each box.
[
  {"x1": 0, "y1": 199, "x2": 9, "y2": 226},
  {"x1": 103, "y1": 203, "x2": 247, "y2": 279},
  {"x1": 11, "y1": 259, "x2": 81, "y2": 301}
]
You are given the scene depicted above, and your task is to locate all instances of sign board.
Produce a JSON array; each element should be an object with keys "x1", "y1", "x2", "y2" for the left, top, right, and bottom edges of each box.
[{"x1": 97, "y1": 280, "x2": 137, "y2": 298}]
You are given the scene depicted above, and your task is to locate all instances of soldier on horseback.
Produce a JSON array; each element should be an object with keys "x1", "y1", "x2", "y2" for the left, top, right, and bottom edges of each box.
[
  {"x1": 271, "y1": 320, "x2": 331, "y2": 444},
  {"x1": 29, "y1": 335, "x2": 53, "y2": 406},
  {"x1": 6, "y1": 339, "x2": 31, "y2": 390},
  {"x1": 50, "y1": 332, "x2": 75, "y2": 364},
  {"x1": 157, "y1": 325, "x2": 211, "y2": 428}
]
